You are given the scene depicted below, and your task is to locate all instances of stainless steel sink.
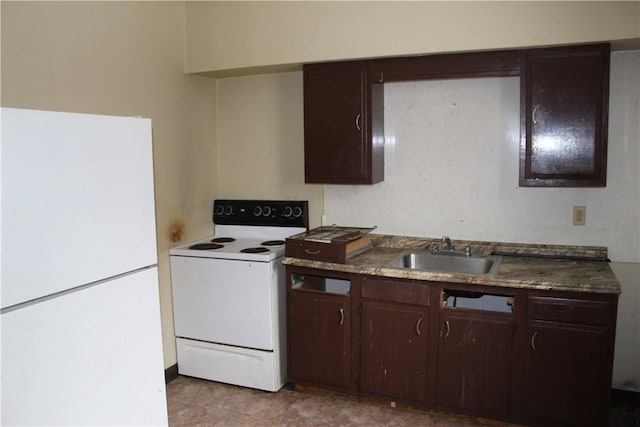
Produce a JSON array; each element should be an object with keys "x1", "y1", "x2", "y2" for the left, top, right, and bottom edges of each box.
[{"x1": 387, "y1": 251, "x2": 501, "y2": 275}]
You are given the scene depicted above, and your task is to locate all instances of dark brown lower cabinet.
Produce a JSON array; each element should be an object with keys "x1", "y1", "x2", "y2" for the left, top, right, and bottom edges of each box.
[
  {"x1": 361, "y1": 301, "x2": 428, "y2": 402},
  {"x1": 360, "y1": 277, "x2": 430, "y2": 403},
  {"x1": 285, "y1": 267, "x2": 618, "y2": 427},
  {"x1": 436, "y1": 309, "x2": 514, "y2": 418},
  {"x1": 521, "y1": 295, "x2": 616, "y2": 426},
  {"x1": 288, "y1": 290, "x2": 351, "y2": 389}
]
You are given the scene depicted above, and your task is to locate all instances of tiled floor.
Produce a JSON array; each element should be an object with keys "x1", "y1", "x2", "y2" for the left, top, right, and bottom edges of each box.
[{"x1": 166, "y1": 375, "x2": 515, "y2": 426}]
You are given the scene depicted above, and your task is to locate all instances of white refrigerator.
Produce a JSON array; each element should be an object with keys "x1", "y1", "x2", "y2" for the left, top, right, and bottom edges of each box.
[{"x1": 1, "y1": 108, "x2": 168, "y2": 425}]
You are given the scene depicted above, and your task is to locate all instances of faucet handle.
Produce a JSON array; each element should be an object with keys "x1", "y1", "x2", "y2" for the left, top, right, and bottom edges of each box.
[{"x1": 430, "y1": 243, "x2": 440, "y2": 254}]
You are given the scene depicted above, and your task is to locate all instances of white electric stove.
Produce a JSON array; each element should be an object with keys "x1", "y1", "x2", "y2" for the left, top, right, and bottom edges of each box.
[{"x1": 169, "y1": 199, "x2": 308, "y2": 392}]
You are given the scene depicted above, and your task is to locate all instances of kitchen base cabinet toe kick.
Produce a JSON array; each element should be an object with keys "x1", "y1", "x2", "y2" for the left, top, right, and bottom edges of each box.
[{"x1": 285, "y1": 266, "x2": 618, "y2": 427}]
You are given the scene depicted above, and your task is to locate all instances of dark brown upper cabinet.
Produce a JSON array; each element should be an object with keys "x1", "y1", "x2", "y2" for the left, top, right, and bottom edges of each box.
[
  {"x1": 303, "y1": 61, "x2": 384, "y2": 184},
  {"x1": 304, "y1": 43, "x2": 610, "y2": 187},
  {"x1": 371, "y1": 50, "x2": 521, "y2": 82},
  {"x1": 520, "y1": 44, "x2": 610, "y2": 187}
]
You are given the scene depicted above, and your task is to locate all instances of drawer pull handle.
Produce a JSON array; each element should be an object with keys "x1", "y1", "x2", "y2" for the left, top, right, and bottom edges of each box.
[
  {"x1": 339, "y1": 308, "x2": 344, "y2": 326},
  {"x1": 531, "y1": 331, "x2": 538, "y2": 350},
  {"x1": 355, "y1": 114, "x2": 361, "y2": 131},
  {"x1": 416, "y1": 318, "x2": 422, "y2": 336},
  {"x1": 444, "y1": 320, "x2": 450, "y2": 338},
  {"x1": 304, "y1": 249, "x2": 321, "y2": 255}
]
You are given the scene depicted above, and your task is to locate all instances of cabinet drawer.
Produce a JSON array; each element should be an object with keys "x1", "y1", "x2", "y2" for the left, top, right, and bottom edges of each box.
[
  {"x1": 286, "y1": 240, "x2": 346, "y2": 263},
  {"x1": 528, "y1": 296, "x2": 611, "y2": 326},
  {"x1": 361, "y1": 278, "x2": 429, "y2": 306}
]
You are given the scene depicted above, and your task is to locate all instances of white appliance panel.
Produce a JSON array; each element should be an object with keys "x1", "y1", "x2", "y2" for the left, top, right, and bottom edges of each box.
[
  {"x1": 169, "y1": 236, "x2": 285, "y2": 261},
  {"x1": 1, "y1": 268, "x2": 168, "y2": 426},
  {"x1": 176, "y1": 338, "x2": 284, "y2": 392},
  {"x1": 1, "y1": 108, "x2": 158, "y2": 308},
  {"x1": 171, "y1": 256, "x2": 278, "y2": 350}
]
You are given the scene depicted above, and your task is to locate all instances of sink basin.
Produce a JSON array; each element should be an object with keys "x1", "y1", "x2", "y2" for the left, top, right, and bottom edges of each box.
[{"x1": 387, "y1": 251, "x2": 501, "y2": 275}]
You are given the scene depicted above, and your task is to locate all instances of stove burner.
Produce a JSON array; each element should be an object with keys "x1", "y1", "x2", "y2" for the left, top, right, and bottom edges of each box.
[
  {"x1": 189, "y1": 243, "x2": 224, "y2": 250},
  {"x1": 211, "y1": 237, "x2": 235, "y2": 243},
  {"x1": 240, "y1": 247, "x2": 270, "y2": 254},
  {"x1": 261, "y1": 240, "x2": 286, "y2": 246}
]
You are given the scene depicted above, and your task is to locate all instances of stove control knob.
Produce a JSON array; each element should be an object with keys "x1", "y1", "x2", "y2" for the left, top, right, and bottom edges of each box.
[
  {"x1": 262, "y1": 206, "x2": 271, "y2": 216},
  {"x1": 225, "y1": 205, "x2": 233, "y2": 215},
  {"x1": 283, "y1": 206, "x2": 293, "y2": 217},
  {"x1": 253, "y1": 206, "x2": 262, "y2": 216},
  {"x1": 215, "y1": 205, "x2": 225, "y2": 216},
  {"x1": 293, "y1": 207, "x2": 303, "y2": 217}
]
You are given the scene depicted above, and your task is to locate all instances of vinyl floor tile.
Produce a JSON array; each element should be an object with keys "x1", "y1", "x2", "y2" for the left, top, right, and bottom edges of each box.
[{"x1": 166, "y1": 376, "x2": 514, "y2": 426}]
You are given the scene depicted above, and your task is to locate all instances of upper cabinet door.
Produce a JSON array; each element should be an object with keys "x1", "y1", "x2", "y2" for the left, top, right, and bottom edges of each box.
[
  {"x1": 520, "y1": 44, "x2": 610, "y2": 187},
  {"x1": 304, "y1": 61, "x2": 384, "y2": 184}
]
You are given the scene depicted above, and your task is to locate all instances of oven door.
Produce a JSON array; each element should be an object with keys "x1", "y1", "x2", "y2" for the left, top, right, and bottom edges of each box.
[{"x1": 170, "y1": 256, "x2": 280, "y2": 350}]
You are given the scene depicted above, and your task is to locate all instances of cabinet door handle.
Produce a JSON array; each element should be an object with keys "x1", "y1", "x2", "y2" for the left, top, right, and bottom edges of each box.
[
  {"x1": 415, "y1": 318, "x2": 423, "y2": 336},
  {"x1": 532, "y1": 105, "x2": 539, "y2": 125},
  {"x1": 443, "y1": 320, "x2": 450, "y2": 338},
  {"x1": 304, "y1": 249, "x2": 321, "y2": 255},
  {"x1": 531, "y1": 331, "x2": 538, "y2": 350},
  {"x1": 355, "y1": 114, "x2": 361, "y2": 131},
  {"x1": 339, "y1": 308, "x2": 344, "y2": 326}
]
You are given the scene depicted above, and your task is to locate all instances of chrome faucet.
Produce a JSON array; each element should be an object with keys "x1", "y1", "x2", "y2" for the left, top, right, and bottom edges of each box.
[
  {"x1": 442, "y1": 236, "x2": 453, "y2": 252},
  {"x1": 429, "y1": 236, "x2": 472, "y2": 257}
]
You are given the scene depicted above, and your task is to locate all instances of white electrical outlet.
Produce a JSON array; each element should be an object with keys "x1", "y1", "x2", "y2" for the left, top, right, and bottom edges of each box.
[{"x1": 573, "y1": 206, "x2": 586, "y2": 226}]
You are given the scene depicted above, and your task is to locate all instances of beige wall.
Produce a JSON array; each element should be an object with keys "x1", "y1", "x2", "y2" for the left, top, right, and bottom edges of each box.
[
  {"x1": 611, "y1": 262, "x2": 640, "y2": 391},
  {"x1": 1, "y1": 1, "x2": 218, "y2": 368},
  {"x1": 185, "y1": 1, "x2": 640, "y2": 75},
  {"x1": 216, "y1": 73, "x2": 323, "y2": 226}
]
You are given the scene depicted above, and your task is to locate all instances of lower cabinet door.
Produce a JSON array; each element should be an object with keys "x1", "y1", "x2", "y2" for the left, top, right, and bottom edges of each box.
[
  {"x1": 288, "y1": 291, "x2": 351, "y2": 388},
  {"x1": 522, "y1": 320, "x2": 610, "y2": 427},
  {"x1": 361, "y1": 301, "x2": 428, "y2": 402},
  {"x1": 436, "y1": 310, "x2": 513, "y2": 417}
]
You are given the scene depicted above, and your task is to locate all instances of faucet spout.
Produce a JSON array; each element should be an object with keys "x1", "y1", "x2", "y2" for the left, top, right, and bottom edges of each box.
[
  {"x1": 429, "y1": 237, "x2": 471, "y2": 257},
  {"x1": 442, "y1": 236, "x2": 453, "y2": 252}
]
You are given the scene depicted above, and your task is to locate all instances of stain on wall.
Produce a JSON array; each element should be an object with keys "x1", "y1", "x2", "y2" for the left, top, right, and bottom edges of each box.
[{"x1": 168, "y1": 219, "x2": 185, "y2": 243}]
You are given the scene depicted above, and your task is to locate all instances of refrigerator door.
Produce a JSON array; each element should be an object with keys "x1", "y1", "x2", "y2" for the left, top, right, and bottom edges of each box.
[
  {"x1": 1, "y1": 108, "x2": 158, "y2": 308},
  {"x1": 1, "y1": 267, "x2": 168, "y2": 426}
]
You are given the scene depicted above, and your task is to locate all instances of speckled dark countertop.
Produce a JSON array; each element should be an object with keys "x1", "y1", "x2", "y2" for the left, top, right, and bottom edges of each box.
[{"x1": 282, "y1": 234, "x2": 621, "y2": 295}]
